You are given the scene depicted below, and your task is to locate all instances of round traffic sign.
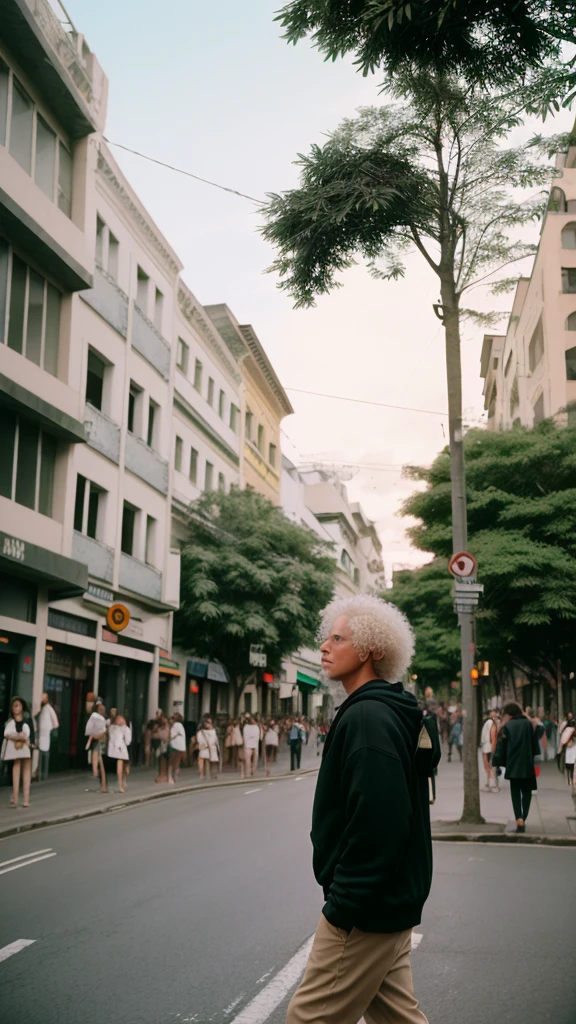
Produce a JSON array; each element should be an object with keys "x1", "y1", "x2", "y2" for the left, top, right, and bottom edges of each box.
[{"x1": 448, "y1": 551, "x2": 477, "y2": 578}]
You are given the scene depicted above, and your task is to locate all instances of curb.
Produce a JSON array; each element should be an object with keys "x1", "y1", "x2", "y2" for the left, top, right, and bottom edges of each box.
[
  {"x1": 432, "y1": 831, "x2": 576, "y2": 847},
  {"x1": 0, "y1": 766, "x2": 320, "y2": 841}
]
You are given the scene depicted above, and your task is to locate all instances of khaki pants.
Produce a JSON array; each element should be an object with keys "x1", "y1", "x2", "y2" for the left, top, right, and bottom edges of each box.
[{"x1": 287, "y1": 914, "x2": 428, "y2": 1024}]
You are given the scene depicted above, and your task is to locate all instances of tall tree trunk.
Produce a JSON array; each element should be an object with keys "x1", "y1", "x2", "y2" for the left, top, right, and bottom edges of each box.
[{"x1": 440, "y1": 274, "x2": 484, "y2": 825}]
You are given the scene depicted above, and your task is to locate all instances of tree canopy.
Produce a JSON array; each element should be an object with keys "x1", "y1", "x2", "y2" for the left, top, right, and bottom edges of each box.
[
  {"x1": 175, "y1": 487, "x2": 336, "y2": 709},
  {"x1": 391, "y1": 420, "x2": 576, "y2": 683},
  {"x1": 276, "y1": 1, "x2": 576, "y2": 110}
]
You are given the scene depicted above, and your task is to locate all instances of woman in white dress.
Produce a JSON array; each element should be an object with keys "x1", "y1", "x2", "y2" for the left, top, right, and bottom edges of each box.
[
  {"x1": 196, "y1": 716, "x2": 220, "y2": 781},
  {"x1": 107, "y1": 714, "x2": 132, "y2": 793},
  {"x1": 169, "y1": 712, "x2": 186, "y2": 784},
  {"x1": 3, "y1": 696, "x2": 34, "y2": 807},
  {"x1": 85, "y1": 699, "x2": 108, "y2": 793},
  {"x1": 264, "y1": 719, "x2": 279, "y2": 776}
]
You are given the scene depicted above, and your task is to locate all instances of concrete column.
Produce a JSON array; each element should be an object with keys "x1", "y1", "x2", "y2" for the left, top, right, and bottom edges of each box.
[
  {"x1": 31, "y1": 587, "x2": 49, "y2": 716},
  {"x1": 147, "y1": 646, "x2": 160, "y2": 720}
]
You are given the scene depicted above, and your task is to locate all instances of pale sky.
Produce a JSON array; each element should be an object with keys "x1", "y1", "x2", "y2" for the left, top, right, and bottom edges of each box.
[{"x1": 69, "y1": 0, "x2": 574, "y2": 573}]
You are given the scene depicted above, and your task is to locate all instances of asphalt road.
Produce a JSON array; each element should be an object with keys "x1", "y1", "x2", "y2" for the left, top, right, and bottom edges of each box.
[{"x1": 0, "y1": 774, "x2": 574, "y2": 1024}]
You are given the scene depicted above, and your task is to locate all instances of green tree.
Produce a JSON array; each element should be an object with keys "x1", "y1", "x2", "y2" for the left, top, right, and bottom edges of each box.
[
  {"x1": 262, "y1": 72, "x2": 553, "y2": 821},
  {"x1": 276, "y1": 0, "x2": 576, "y2": 111},
  {"x1": 175, "y1": 487, "x2": 336, "y2": 712},
  {"x1": 394, "y1": 421, "x2": 576, "y2": 709},
  {"x1": 390, "y1": 559, "x2": 460, "y2": 691}
]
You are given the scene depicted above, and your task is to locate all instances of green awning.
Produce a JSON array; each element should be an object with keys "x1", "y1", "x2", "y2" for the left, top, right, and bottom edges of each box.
[{"x1": 297, "y1": 670, "x2": 320, "y2": 691}]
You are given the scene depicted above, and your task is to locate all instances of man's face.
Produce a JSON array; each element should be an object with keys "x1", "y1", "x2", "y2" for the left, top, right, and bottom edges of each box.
[{"x1": 320, "y1": 615, "x2": 364, "y2": 680}]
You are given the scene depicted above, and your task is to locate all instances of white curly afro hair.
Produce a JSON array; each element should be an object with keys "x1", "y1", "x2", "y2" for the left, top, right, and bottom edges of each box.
[{"x1": 318, "y1": 594, "x2": 415, "y2": 683}]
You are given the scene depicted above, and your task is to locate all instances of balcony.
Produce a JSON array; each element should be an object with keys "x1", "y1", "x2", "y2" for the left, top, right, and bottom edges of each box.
[
  {"x1": 81, "y1": 266, "x2": 128, "y2": 338},
  {"x1": 119, "y1": 552, "x2": 162, "y2": 602},
  {"x1": 84, "y1": 403, "x2": 121, "y2": 464},
  {"x1": 124, "y1": 433, "x2": 169, "y2": 495},
  {"x1": 72, "y1": 531, "x2": 114, "y2": 584},
  {"x1": 132, "y1": 305, "x2": 170, "y2": 380}
]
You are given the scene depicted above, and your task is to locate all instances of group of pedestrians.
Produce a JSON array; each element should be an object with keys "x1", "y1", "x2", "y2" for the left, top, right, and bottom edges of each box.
[{"x1": 2, "y1": 692, "x2": 59, "y2": 808}]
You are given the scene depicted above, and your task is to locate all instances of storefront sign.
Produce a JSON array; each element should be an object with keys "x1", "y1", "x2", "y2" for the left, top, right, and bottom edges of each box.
[
  {"x1": 48, "y1": 609, "x2": 97, "y2": 637},
  {"x1": 2, "y1": 535, "x2": 25, "y2": 561},
  {"x1": 85, "y1": 582, "x2": 114, "y2": 605},
  {"x1": 106, "y1": 604, "x2": 130, "y2": 633}
]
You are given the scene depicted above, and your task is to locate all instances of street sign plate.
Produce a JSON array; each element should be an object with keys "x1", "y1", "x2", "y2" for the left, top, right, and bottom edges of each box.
[{"x1": 448, "y1": 551, "x2": 478, "y2": 578}]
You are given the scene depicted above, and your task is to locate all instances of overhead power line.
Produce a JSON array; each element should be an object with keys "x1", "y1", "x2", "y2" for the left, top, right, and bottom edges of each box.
[
  {"x1": 284, "y1": 387, "x2": 448, "y2": 417},
  {"x1": 103, "y1": 139, "x2": 264, "y2": 206}
]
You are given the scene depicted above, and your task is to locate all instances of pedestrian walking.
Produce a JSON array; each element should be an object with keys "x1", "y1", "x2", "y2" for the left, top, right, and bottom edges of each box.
[
  {"x1": 481, "y1": 710, "x2": 500, "y2": 791},
  {"x1": 243, "y1": 715, "x2": 260, "y2": 777},
  {"x1": 3, "y1": 696, "x2": 34, "y2": 807},
  {"x1": 169, "y1": 712, "x2": 186, "y2": 784},
  {"x1": 448, "y1": 709, "x2": 463, "y2": 762},
  {"x1": 264, "y1": 719, "x2": 279, "y2": 776},
  {"x1": 107, "y1": 714, "x2": 131, "y2": 792},
  {"x1": 153, "y1": 715, "x2": 170, "y2": 782},
  {"x1": 35, "y1": 692, "x2": 59, "y2": 781},
  {"x1": 492, "y1": 702, "x2": 540, "y2": 833},
  {"x1": 231, "y1": 718, "x2": 243, "y2": 771},
  {"x1": 197, "y1": 717, "x2": 220, "y2": 780},
  {"x1": 286, "y1": 594, "x2": 439, "y2": 1024},
  {"x1": 85, "y1": 699, "x2": 107, "y2": 793},
  {"x1": 288, "y1": 717, "x2": 305, "y2": 771},
  {"x1": 558, "y1": 718, "x2": 576, "y2": 787}
]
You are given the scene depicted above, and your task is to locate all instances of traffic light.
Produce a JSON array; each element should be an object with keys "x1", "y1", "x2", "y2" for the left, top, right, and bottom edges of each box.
[{"x1": 471, "y1": 667, "x2": 479, "y2": 686}]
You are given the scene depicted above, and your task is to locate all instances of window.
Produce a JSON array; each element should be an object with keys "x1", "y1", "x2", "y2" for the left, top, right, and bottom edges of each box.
[
  {"x1": 205, "y1": 461, "x2": 214, "y2": 491},
  {"x1": 533, "y1": 393, "x2": 545, "y2": 425},
  {"x1": 193, "y1": 359, "x2": 203, "y2": 392},
  {"x1": 10, "y1": 78, "x2": 33, "y2": 174},
  {"x1": 136, "y1": 265, "x2": 149, "y2": 311},
  {"x1": 154, "y1": 287, "x2": 163, "y2": 332},
  {"x1": 174, "y1": 435, "x2": 183, "y2": 472},
  {"x1": 73, "y1": 474, "x2": 104, "y2": 540},
  {"x1": 86, "y1": 350, "x2": 106, "y2": 410},
  {"x1": 245, "y1": 409, "x2": 253, "y2": 440},
  {"x1": 0, "y1": 58, "x2": 8, "y2": 146},
  {"x1": 145, "y1": 515, "x2": 156, "y2": 566},
  {"x1": 218, "y1": 390, "x2": 225, "y2": 419},
  {"x1": 57, "y1": 142, "x2": 73, "y2": 218},
  {"x1": 562, "y1": 268, "x2": 576, "y2": 294},
  {"x1": 189, "y1": 447, "x2": 198, "y2": 484},
  {"x1": 269, "y1": 443, "x2": 277, "y2": 468},
  {"x1": 34, "y1": 115, "x2": 56, "y2": 201},
  {"x1": 567, "y1": 313, "x2": 576, "y2": 331},
  {"x1": 340, "y1": 549, "x2": 354, "y2": 577},
  {"x1": 244, "y1": 692, "x2": 252, "y2": 714},
  {"x1": 0, "y1": 239, "x2": 61, "y2": 375},
  {"x1": 0, "y1": 409, "x2": 56, "y2": 516},
  {"x1": 147, "y1": 399, "x2": 158, "y2": 448},
  {"x1": 121, "y1": 502, "x2": 137, "y2": 556},
  {"x1": 176, "y1": 338, "x2": 189, "y2": 374},
  {"x1": 566, "y1": 347, "x2": 576, "y2": 380},
  {"x1": 218, "y1": 472, "x2": 225, "y2": 493},
  {"x1": 493, "y1": 357, "x2": 498, "y2": 369},
  {"x1": 230, "y1": 404, "x2": 239, "y2": 433},
  {"x1": 509, "y1": 377, "x2": 519, "y2": 417},
  {"x1": 95, "y1": 215, "x2": 119, "y2": 281},
  {"x1": 549, "y1": 187, "x2": 567, "y2": 213},
  {"x1": 108, "y1": 232, "x2": 119, "y2": 281},
  {"x1": 95, "y1": 215, "x2": 105, "y2": 266},
  {"x1": 528, "y1": 320, "x2": 544, "y2": 372},
  {"x1": 127, "y1": 381, "x2": 142, "y2": 434},
  {"x1": 207, "y1": 377, "x2": 215, "y2": 406},
  {"x1": 257, "y1": 424, "x2": 264, "y2": 452},
  {"x1": 568, "y1": 200, "x2": 576, "y2": 213},
  {"x1": 562, "y1": 223, "x2": 576, "y2": 249},
  {"x1": 504, "y1": 351, "x2": 513, "y2": 377}
]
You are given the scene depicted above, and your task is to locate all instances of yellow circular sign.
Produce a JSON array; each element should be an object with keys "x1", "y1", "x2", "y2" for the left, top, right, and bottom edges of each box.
[{"x1": 106, "y1": 603, "x2": 130, "y2": 633}]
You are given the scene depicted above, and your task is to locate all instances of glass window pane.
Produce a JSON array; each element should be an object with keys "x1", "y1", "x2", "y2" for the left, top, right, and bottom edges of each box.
[
  {"x1": 74, "y1": 474, "x2": 86, "y2": 531},
  {"x1": 58, "y1": 142, "x2": 73, "y2": 217},
  {"x1": 108, "y1": 233, "x2": 119, "y2": 281},
  {"x1": 121, "y1": 503, "x2": 136, "y2": 555},
  {"x1": 0, "y1": 237, "x2": 8, "y2": 345},
  {"x1": 95, "y1": 216, "x2": 104, "y2": 265},
  {"x1": 87, "y1": 486, "x2": 99, "y2": 539},
  {"x1": 38, "y1": 432, "x2": 56, "y2": 517},
  {"x1": 15, "y1": 419, "x2": 39, "y2": 509},
  {"x1": 9, "y1": 79, "x2": 33, "y2": 174},
  {"x1": 189, "y1": 448, "x2": 198, "y2": 484},
  {"x1": 44, "y1": 283, "x2": 61, "y2": 375},
  {"x1": 0, "y1": 408, "x2": 16, "y2": 498},
  {"x1": 26, "y1": 269, "x2": 44, "y2": 366},
  {"x1": 86, "y1": 350, "x2": 105, "y2": 409},
  {"x1": 0, "y1": 58, "x2": 8, "y2": 148},
  {"x1": 35, "y1": 115, "x2": 56, "y2": 200},
  {"x1": 8, "y1": 253, "x2": 27, "y2": 354}
]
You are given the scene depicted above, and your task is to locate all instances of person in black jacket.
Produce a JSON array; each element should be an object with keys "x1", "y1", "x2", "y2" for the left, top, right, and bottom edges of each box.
[
  {"x1": 492, "y1": 702, "x2": 540, "y2": 833},
  {"x1": 286, "y1": 594, "x2": 440, "y2": 1024}
]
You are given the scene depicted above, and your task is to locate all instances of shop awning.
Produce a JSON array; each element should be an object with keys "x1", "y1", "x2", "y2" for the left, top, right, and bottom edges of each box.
[
  {"x1": 297, "y1": 671, "x2": 320, "y2": 692},
  {"x1": 186, "y1": 658, "x2": 229, "y2": 683},
  {"x1": 159, "y1": 657, "x2": 181, "y2": 677}
]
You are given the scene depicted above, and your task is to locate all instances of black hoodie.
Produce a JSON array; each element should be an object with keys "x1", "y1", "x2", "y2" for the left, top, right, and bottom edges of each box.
[{"x1": 311, "y1": 680, "x2": 441, "y2": 934}]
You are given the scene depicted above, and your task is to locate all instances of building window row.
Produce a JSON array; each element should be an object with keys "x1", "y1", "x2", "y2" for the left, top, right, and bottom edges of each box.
[
  {"x1": 0, "y1": 57, "x2": 72, "y2": 216},
  {"x1": 121, "y1": 501, "x2": 157, "y2": 566},
  {"x1": 245, "y1": 407, "x2": 277, "y2": 469},
  {"x1": 74, "y1": 474, "x2": 104, "y2": 540},
  {"x1": 0, "y1": 409, "x2": 56, "y2": 517},
  {"x1": 95, "y1": 215, "x2": 119, "y2": 282},
  {"x1": 136, "y1": 264, "x2": 164, "y2": 333},
  {"x1": 174, "y1": 434, "x2": 226, "y2": 492},
  {"x1": 0, "y1": 238, "x2": 61, "y2": 376},
  {"x1": 176, "y1": 338, "x2": 239, "y2": 432}
]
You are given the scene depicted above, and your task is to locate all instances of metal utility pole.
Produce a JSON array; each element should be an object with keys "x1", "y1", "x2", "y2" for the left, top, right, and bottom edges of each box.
[{"x1": 450, "y1": 559, "x2": 485, "y2": 824}]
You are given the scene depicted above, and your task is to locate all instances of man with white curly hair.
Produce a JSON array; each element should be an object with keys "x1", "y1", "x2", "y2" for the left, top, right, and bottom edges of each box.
[{"x1": 286, "y1": 594, "x2": 440, "y2": 1024}]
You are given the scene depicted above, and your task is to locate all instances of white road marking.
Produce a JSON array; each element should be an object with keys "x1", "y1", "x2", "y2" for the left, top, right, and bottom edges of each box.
[
  {"x1": 223, "y1": 993, "x2": 246, "y2": 1015},
  {"x1": 229, "y1": 935, "x2": 314, "y2": 1024},
  {"x1": 243, "y1": 789, "x2": 262, "y2": 795},
  {"x1": 411, "y1": 932, "x2": 423, "y2": 950},
  {"x1": 0, "y1": 852, "x2": 56, "y2": 876},
  {"x1": 0, "y1": 849, "x2": 53, "y2": 870},
  {"x1": 0, "y1": 939, "x2": 36, "y2": 963}
]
